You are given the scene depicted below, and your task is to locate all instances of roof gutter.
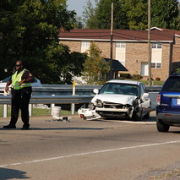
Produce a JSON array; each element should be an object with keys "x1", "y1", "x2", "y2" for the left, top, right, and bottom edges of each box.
[{"x1": 59, "y1": 38, "x2": 173, "y2": 43}]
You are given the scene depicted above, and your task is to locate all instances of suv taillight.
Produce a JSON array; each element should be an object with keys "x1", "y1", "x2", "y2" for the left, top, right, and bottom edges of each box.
[{"x1": 157, "y1": 94, "x2": 161, "y2": 105}]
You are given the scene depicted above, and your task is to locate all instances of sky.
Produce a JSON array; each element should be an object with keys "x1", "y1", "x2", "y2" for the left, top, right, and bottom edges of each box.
[{"x1": 67, "y1": 0, "x2": 96, "y2": 17}]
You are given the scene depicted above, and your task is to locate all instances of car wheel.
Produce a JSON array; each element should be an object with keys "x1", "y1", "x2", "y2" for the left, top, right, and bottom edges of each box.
[
  {"x1": 132, "y1": 99, "x2": 142, "y2": 121},
  {"x1": 156, "y1": 119, "x2": 170, "y2": 132},
  {"x1": 132, "y1": 108, "x2": 143, "y2": 121}
]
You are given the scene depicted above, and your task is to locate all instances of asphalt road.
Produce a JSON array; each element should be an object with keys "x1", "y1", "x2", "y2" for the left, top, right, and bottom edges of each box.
[{"x1": 1, "y1": 111, "x2": 180, "y2": 180}]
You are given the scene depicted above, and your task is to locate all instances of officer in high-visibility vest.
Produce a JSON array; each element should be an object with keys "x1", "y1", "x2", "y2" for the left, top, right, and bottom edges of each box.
[{"x1": 3, "y1": 60, "x2": 34, "y2": 130}]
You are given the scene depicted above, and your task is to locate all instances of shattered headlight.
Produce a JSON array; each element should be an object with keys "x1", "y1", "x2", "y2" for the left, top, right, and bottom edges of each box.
[
  {"x1": 88, "y1": 102, "x2": 95, "y2": 110},
  {"x1": 96, "y1": 99, "x2": 103, "y2": 107}
]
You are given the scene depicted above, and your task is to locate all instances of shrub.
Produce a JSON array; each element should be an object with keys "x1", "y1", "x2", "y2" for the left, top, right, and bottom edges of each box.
[
  {"x1": 155, "y1": 77, "x2": 160, "y2": 81},
  {"x1": 176, "y1": 68, "x2": 180, "y2": 73},
  {"x1": 118, "y1": 77, "x2": 124, "y2": 80},
  {"x1": 120, "y1": 73, "x2": 131, "y2": 79},
  {"x1": 132, "y1": 74, "x2": 141, "y2": 80},
  {"x1": 147, "y1": 77, "x2": 154, "y2": 81}
]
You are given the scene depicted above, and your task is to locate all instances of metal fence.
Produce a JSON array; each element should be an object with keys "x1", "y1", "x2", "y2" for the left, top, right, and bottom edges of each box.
[{"x1": 0, "y1": 94, "x2": 93, "y2": 118}]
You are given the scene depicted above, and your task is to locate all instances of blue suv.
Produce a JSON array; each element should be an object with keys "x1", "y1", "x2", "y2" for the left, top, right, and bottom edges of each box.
[{"x1": 156, "y1": 74, "x2": 180, "y2": 132}]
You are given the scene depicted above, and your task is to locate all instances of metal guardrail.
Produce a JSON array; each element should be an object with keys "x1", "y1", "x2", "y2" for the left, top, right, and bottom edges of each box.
[
  {"x1": 0, "y1": 95, "x2": 93, "y2": 104},
  {"x1": 0, "y1": 94, "x2": 94, "y2": 118},
  {"x1": 146, "y1": 86, "x2": 161, "y2": 92}
]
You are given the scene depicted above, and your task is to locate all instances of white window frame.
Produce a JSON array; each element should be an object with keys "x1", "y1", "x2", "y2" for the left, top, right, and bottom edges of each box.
[
  {"x1": 141, "y1": 62, "x2": 148, "y2": 76},
  {"x1": 115, "y1": 42, "x2": 126, "y2": 66},
  {"x1": 151, "y1": 62, "x2": 161, "y2": 69},
  {"x1": 81, "y1": 41, "x2": 90, "y2": 53},
  {"x1": 152, "y1": 43, "x2": 162, "y2": 49},
  {"x1": 116, "y1": 42, "x2": 126, "y2": 48}
]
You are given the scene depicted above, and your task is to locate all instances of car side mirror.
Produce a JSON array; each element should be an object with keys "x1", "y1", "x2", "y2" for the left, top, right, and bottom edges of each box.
[{"x1": 93, "y1": 89, "x2": 99, "y2": 94}]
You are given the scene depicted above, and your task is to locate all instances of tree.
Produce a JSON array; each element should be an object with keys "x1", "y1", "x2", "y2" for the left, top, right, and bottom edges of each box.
[
  {"x1": 0, "y1": 0, "x2": 86, "y2": 83},
  {"x1": 82, "y1": 0, "x2": 97, "y2": 29},
  {"x1": 73, "y1": 16, "x2": 84, "y2": 29},
  {"x1": 151, "y1": 0, "x2": 179, "y2": 29},
  {"x1": 83, "y1": 0, "x2": 180, "y2": 30},
  {"x1": 121, "y1": 0, "x2": 148, "y2": 30},
  {"x1": 82, "y1": 42, "x2": 110, "y2": 85},
  {"x1": 38, "y1": 43, "x2": 87, "y2": 83},
  {"x1": 83, "y1": 0, "x2": 128, "y2": 29}
]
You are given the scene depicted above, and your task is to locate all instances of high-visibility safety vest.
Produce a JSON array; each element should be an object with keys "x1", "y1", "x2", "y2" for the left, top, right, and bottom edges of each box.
[{"x1": 11, "y1": 69, "x2": 32, "y2": 90}]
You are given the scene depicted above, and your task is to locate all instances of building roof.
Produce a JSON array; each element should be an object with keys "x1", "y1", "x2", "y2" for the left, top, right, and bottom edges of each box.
[
  {"x1": 104, "y1": 58, "x2": 128, "y2": 71},
  {"x1": 59, "y1": 28, "x2": 180, "y2": 43}
]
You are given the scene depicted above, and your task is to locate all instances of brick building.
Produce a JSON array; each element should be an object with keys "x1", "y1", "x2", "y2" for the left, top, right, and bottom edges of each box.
[{"x1": 59, "y1": 27, "x2": 180, "y2": 81}]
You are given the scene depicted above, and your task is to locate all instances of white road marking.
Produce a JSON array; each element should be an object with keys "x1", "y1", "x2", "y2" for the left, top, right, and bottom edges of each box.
[{"x1": 1, "y1": 140, "x2": 180, "y2": 168}]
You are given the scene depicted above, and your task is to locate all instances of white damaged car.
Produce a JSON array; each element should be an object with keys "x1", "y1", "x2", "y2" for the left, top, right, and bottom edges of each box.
[{"x1": 78, "y1": 80, "x2": 151, "y2": 121}]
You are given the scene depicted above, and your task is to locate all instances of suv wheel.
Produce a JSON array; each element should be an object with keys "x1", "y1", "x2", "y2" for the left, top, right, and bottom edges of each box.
[{"x1": 156, "y1": 119, "x2": 170, "y2": 132}]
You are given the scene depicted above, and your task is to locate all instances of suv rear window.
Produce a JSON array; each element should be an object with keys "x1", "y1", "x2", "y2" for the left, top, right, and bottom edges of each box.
[{"x1": 162, "y1": 76, "x2": 180, "y2": 92}]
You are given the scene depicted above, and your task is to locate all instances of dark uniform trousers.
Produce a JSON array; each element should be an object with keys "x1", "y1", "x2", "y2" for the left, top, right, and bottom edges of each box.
[{"x1": 9, "y1": 87, "x2": 32, "y2": 127}]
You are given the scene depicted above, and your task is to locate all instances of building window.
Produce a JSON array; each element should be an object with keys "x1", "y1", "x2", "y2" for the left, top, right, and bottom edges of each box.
[
  {"x1": 115, "y1": 42, "x2": 126, "y2": 66},
  {"x1": 152, "y1": 43, "x2": 162, "y2": 49},
  {"x1": 151, "y1": 62, "x2": 161, "y2": 68},
  {"x1": 81, "y1": 41, "x2": 90, "y2": 48},
  {"x1": 116, "y1": 42, "x2": 126, "y2": 48},
  {"x1": 81, "y1": 41, "x2": 90, "y2": 53}
]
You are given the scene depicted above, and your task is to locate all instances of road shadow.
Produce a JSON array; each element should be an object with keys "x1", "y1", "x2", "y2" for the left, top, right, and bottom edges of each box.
[
  {"x1": 30, "y1": 127, "x2": 104, "y2": 130},
  {"x1": 0, "y1": 127, "x2": 104, "y2": 131},
  {"x1": 93, "y1": 115, "x2": 156, "y2": 123},
  {"x1": 168, "y1": 130, "x2": 180, "y2": 134},
  {"x1": 0, "y1": 167, "x2": 29, "y2": 180}
]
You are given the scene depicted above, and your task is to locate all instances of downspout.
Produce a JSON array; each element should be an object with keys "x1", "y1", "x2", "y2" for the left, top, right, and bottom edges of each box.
[{"x1": 169, "y1": 41, "x2": 174, "y2": 76}]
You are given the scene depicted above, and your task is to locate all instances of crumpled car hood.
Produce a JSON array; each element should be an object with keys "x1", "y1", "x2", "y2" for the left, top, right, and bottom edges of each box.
[{"x1": 91, "y1": 94, "x2": 137, "y2": 105}]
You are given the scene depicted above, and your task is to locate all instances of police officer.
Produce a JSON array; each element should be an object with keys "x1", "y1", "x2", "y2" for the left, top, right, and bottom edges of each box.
[{"x1": 3, "y1": 60, "x2": 34, "y2": 130}]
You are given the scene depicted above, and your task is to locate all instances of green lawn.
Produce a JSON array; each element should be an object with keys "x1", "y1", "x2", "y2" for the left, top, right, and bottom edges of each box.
[
  {"x1": 118, "y1": 77, "x2": 164, "y2": 86},
  {"x1": 140, "y1": 80, "x2": 164, "y2": 86},
  {"x1": 0, "y1": 105, "x2": 73, "y2": 117}
]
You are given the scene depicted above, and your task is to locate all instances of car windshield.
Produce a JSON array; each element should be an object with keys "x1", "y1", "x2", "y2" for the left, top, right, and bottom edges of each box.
[
  {"x1": 162, "y1": 76, "x2": 180, "y2": 92},
  {"x1": 99, "y1": 83, "x2": 139, "y2": 96}
]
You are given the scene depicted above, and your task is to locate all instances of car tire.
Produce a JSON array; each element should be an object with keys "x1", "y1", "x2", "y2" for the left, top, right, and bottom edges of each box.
[
  {"x1": 132, "y1": 108, "x2": 143, "y2": 121},
  {"x1": 132, "y1": 99, "x2": 143, "y2": 121},
  {"x1": 156, "y1": 119, "x2": 170, "y2": 132}
]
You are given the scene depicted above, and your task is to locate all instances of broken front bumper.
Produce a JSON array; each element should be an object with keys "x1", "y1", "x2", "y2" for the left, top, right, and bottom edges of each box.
[
  {"x1": 95, "y1": 107, "x2": 134, "y2": 118},
  {"x1": 78, "y1": 108, "x2": 101, "y2": 121}
]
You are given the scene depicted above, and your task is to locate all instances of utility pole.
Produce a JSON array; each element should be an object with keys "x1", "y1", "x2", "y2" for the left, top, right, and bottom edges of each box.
[
  {"x1": 110, "y1": 3, "x2": 113, "y2": 80},
  {"x1": 148, "y1": 0, "x2": 152, "y2": 86}
]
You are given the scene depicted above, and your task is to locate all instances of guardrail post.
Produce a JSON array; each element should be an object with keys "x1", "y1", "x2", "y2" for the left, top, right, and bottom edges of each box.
[
  {"x1": 51, "y1": 103, "x2": 55, "y2": 115},
  {"x1": 3, "y1": 104, "x2": 8, "y2": 118},
  {"x1": 71, "y1": 81, "x2": 75, "y2": 115},
  {"x1": 29, "y1": 104, "x2": 32, "y2": 116},
  {"x1": 51, "y1": 94, "x2": 55, "y2": 115}
]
